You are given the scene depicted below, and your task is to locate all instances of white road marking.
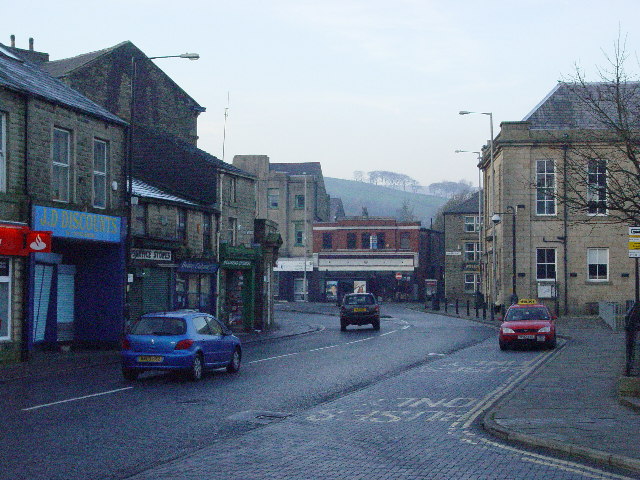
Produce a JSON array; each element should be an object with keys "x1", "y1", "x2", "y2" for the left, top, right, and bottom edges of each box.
[
  {"x1": 247, "y1": 352, "x2": 301, "y2": 364},
  {"x1": 23, "y1": 387, "x2": 133, "y2": 412}
]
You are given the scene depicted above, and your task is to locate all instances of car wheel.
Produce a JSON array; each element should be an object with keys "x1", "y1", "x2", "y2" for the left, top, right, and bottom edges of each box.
[
  {"x1": 122, "y1": 367, "x2": 139, "y2": 381},
  {"x1": 227, "y1": 348, "x2": 241, "y2": 373},
  {"x1": 340, "y1": 318, "x2": 347, "y2": 331},
  {"x1": 189, "y1": 353, "x2": 204, "y2": 381},
  {"x1": 372, "y1": 319, "x2": 380, "y2": 330},
  {"x1": 499, "y1": 340, "x2": 508, "y2": 351}
]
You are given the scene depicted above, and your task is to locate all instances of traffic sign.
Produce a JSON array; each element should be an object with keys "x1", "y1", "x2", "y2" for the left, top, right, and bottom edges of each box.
[
  {"x1": 395, "y1": 273, "x2": 402, "y2": 280},
  {"x1": 630, "y1": 227, "x2": 640, "y2": 258}
]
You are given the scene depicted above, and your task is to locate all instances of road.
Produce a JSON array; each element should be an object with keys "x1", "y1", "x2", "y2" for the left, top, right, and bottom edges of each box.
[{"x1": 0, "y1": 304, "x2": 634, "y2": 479}]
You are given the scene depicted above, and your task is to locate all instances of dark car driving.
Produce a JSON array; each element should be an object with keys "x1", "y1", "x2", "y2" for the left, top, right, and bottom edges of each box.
[{"x1": 340, "y1": 293, "x2": 380, "y2": 331}]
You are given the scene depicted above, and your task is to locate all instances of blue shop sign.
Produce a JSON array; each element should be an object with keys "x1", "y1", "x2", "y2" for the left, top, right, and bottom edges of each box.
[
  {"x1": 177, "y1": 259, "x2": 219, "y2": 274},
  {"x1": 33, "y1": 206, "x2": 122, "y2": 243}
]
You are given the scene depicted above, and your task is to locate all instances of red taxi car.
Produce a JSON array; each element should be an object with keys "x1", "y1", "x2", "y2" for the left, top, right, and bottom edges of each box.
[{"x1": 499, "y1": 299, "x2": 557, "y2": 350}]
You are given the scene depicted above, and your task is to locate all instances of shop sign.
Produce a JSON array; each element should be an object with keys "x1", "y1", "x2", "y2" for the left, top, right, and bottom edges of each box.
[
  {"x1": 462, "y1": 263, "x2": 480, "y2": 272},
  {"x1": 33, "y1": 205, "x2": 122, "y2": 242},
  {"x1": 629, "y1": 226, "x2": 640, "y2": 258},
  {"x1": 222, "y1": 259, "x2": 253, "y2": 269},
  {"x1": 131, "y1": 248, "x2": 172, "y2": 261},
  {"x1": 177, "y1": 259, "x2": 219, "y2": 274},
  {"x1": 0, "y1": 225, "x2": 52, "y2": 256}
]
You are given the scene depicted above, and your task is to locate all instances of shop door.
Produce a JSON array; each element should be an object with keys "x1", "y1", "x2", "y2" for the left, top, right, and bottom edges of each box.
[
  {"x1": 294, "y1": 278, "x2": 306, "y2": 302},
  {"x1": 143, "y1": 268, "x2": 171, "y2": 314},
  {"x1": 56, "y1": 265, "x2": 76, "y2": 342},
  {"x1": 33, "y1": 263, "x2": 54, "y2": 343}
]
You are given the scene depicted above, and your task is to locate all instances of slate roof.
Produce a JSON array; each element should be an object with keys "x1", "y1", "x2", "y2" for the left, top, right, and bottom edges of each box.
[
  {"x1": 523, "y1": 82, "x2": 640, "y2": 130},
  {"x1": 270, "y1": 162, "x2": 324, "y2": 177},
  {"x1": 442, "y1": 191, "x2": 480, "y2": 215},
  {"x1": 0, "y1": 44, "x2": 126, "y2": 125},
  {"x1": 132, "y1": 126, "x2": 252, "y2": 205},
  {"x1": 39, "y1": 43, "x2": 121, "y2": 78},
  {"x1": 132, "y1": 178, "x2": 198, "y2": 206}
]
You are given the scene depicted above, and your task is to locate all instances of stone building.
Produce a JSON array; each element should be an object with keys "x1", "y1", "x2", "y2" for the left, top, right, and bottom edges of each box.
[
  {"x1": 232, "y1": 155, "x2": 330, "y2": 301},
  {"x1": 480, "y1": 83, "x2": 637, "y2": 315},
  {"x1": 442, "y1": 192, "x2": 481, "y2": 303},
  {"x1": 0, "y1": 41, "x2": 127, "y2": 360}
]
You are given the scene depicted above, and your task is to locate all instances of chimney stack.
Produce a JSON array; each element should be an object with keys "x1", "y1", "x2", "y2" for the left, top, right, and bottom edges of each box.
[
  {"x1": 10, "y1": 35, "x2": 15, "y2": 47},
  {"x1": 29, "y1": 37, "x2": 34, "y2": 51}
]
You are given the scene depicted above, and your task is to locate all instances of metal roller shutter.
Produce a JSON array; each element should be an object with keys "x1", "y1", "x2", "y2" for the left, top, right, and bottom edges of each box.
[{"x1": 142, "y1": 267, "x2": 171, "y2": 314}]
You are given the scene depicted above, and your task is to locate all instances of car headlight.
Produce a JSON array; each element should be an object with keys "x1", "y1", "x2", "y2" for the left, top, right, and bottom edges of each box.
[
  {"x1": 501, "y1": 327, "x2": 515, "y2": 334},
  {"x1": 538, "y1": 326, "x2": 551, "y2": 333}
]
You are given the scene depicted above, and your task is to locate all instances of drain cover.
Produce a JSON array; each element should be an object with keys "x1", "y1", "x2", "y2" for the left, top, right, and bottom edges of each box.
[{"x1": 226, "y1": 410, "x2": 292, "y2": 425}]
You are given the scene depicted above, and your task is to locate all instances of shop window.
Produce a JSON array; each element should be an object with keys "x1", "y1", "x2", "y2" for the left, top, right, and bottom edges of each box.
[
  {"x1": 587, "y1": 248, "x2": 609, "y2": 281},
  {"x1": 0, "y1": 259, "x2": 10, "y2": 340},
  {"x1": 377, "y1": 232, "x2": 385, "y2": 249},
  {"x1": 0, "y1": 112, "x2": 6, "y2": 192},
  {"x1": 347, "y1": 233, "x2": 356, "y2": 249},
  {"x1": 268, "y1": 189, "x2": 279, "y2": 209},
  {"x1": 361, "y1": 233, "x2": 370, "y2": 249},
  {"x1": 93, "y1": 138, "x2": 108, "y2": 209},
  {"x1": 177, "y1": 273, "x2": 212, "y2": 312},
  {"x1": 322, "y1": 232, "x2": 332, "y2": 249},
  {"x1": 53, "y1": 127, "x2": 71, "y2": 202}
]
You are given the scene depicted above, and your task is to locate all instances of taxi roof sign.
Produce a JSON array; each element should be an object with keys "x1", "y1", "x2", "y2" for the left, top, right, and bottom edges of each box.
[{"x1": 517, "y1": 299, "x2": 537, "y2": 305}]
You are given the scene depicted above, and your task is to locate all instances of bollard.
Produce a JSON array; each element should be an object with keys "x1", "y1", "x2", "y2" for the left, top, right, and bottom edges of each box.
[
  {"x1": 455, "y1": 299, "x2": 459, "y2": 315},
  {"x1": 444, "y1": 298, "x2": 448, "y2": 313},
  {"x1": 466, "y1": 300, "x2": 470, "y2": 316},
  {"x1": 482, "y1": 303, "x2": 486, "y2": 320},
  {"x1": 475, "y1": 302, "x2": 479, "y2": 318}
]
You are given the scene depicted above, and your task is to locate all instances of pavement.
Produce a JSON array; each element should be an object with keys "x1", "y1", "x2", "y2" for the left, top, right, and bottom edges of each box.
[{"x1": 1, "y1": 303, "x2": 639, "y2": 476}]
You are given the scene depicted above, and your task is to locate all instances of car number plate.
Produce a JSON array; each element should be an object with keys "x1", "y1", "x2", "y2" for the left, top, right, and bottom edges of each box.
[
  {"x1": 353, "y1": 308, "x2": 367, "y2": 312},
  {"x1": 536, "y1": 335, "x2": 546, "y2": 342},
  {"x1": 137, "y1": 355, "x2": 163, "y2": 363},
  {"x1": 517, "y1": 335, "x2": 535, "y2": 340}
]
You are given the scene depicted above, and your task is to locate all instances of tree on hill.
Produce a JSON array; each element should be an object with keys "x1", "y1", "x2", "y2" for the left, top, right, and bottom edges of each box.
[
  {"x1": 367, "y1": 170, "x2": 420, "y2": 191},
  {"x1": 426, "y1": 180, "x2": 473, "y2": 198}
]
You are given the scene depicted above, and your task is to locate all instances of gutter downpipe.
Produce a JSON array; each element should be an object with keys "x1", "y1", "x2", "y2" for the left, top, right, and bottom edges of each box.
[
  {"x1": 21, "y1": 95, "x2": 32, "y2": 361},
  {"x1": 562, "y1": 144, "x2": 569, "y2": 315}
]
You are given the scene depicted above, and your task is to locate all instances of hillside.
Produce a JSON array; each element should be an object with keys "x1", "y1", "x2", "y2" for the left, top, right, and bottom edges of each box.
[{"x1": 324, "y1": 177, "x2": 447, "y2": 228}]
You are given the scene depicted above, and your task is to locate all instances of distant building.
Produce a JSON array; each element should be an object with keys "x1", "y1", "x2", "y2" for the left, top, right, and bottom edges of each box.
[{"x1": 329, "y1": 197, "x2": 346, "y2": 221}]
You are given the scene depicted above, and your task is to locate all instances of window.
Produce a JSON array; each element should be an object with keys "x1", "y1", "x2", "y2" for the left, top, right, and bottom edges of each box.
[
  {"x1": 464, "y1": 216, "x2": 480, "y2": 233},
  {"x1": 536, "y1": 248, "x2": 556, "y2": 280},
  {"x1": 464, "y1": 242, "x2": 480, "y2": 261},
  {"x1": 377, "y1": 233, "x2": 385, "y2": 249},
  {"x1": 229, "y1": 217, "x2": 238, "y2": 245},
  {"x1": 0, "y1": 112, "x2": 6, "y2": 192},
  {"x1": 229, "y1": 176, "x2": 237, "y2": 203},
  {"x1": 587, "y1": 159, "x2": 607, "y2": 215},
  {"x1": 294, "y1": 222, "x2": 304, "y2": 246},
  {"x1": 370, "y1": 234, "x2": 378, "y2": 249},
  {"x1": 400, "y1": 232, "x2": 410, "y2": 250},
  {"x1": 203, "y1": 214, "x2": 212, "y2": 252},
  {"x1": 464, "y1": 273, "x2": 480, "y2": 294},
  {"x1": 177, "y1": 208, "x2": 187, "y2": 241},
  {"x1": 192, "y1": 316, "x2": 212, "y2": 335},
  {"x1": 53, "y1": 128, "x2": 71, "y2": 202},
  {"x1": 93, "y1": 139, "x2": 108, "y2": 208},
  {"x1": 132, "y1": 203, "x2": 146, "y2": 236},
  {"x1": 536, "y1": 159, "x2": 556, "y2": 215},
  {"x1": 268, "y1": 189, "x2": 279, "y2": 209},
  {"x1": 347, "y1": 233, "x2": 357, "y2": 249},
  {"x1": 206, "y1": 316, "x2": 223, "y2": 335},
  {"x1": 587, "y1": 248, "x2": 609, "y2": 281},
  {"x1": 295, "y1": 195, "x2": 305, "y2": 209},
  {"x1": 322, "y1": 232, "x2": 332, "y2": 249},
  {"x1": 361, "y1": 233, "x2": 370, "y2": 249},
  {"x1": 0, "y1": 259, "x2": 11, "y2": 340}
]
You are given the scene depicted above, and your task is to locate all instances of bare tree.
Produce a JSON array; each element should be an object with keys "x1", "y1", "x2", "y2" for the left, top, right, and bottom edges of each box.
[
  {"x1": 554, "y1": 34, "x2": 640, "y2": 224},
  {"x1": 396, "y1": 200, "x2": 415, "y2": 221},
  {"x1": 353, "y1": 170, "x2": 365, "y2": 182}
]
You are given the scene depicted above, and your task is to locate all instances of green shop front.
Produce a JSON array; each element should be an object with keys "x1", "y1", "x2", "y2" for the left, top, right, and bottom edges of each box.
[{"x1": 218, "y1": 244, "x2": 260, "y2": 332}]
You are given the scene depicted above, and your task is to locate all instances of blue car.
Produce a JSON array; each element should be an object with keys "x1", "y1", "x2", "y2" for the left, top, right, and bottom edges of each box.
[{"x1": 121, "y1": 310, "x2": 242, "y2": 381}]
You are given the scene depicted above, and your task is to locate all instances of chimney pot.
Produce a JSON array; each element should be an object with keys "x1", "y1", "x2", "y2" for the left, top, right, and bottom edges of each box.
[
  {"x1": 29, "y1": 37, "x2": 34, "y2": 51},
  {"x1": 10, "y1": 35, "x2": 15, "y2": 47}
]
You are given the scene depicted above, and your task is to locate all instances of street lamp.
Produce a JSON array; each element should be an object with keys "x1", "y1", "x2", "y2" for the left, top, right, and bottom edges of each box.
[
  {"x1": 125, "y1": 52, "x2": 200, "y2": 323},
  {"x1": 455, "y1": 149, "x2": 483, "y2": 305},
  {"x1": 492, "y1": 206, "x2": 517, "y2": 306},
  {"x1": 459, "y1": 110, "x2": 496, "y2": 319}
]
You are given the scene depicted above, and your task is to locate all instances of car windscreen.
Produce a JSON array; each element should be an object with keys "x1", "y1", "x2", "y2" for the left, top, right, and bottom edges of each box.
[
  {"x1": 130, "y1": 317, "x2": 186, "y2": 336},
  {"x1": 505, "y1": 307, "x2": 550, "y2": 322},
  {"x1": 344, "y1": 295, "x2": 375, "y2": 305}
]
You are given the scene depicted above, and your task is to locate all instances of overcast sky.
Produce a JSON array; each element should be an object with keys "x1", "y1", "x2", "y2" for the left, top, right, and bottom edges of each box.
[{"x1": 3, "y1": 1, "x2": 638, "y2": 187}]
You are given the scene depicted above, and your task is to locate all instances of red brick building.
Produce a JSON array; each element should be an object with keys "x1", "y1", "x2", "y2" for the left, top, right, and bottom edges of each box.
[{"x1": 310, "y1": 217, "x2": 422, "y2": 302}]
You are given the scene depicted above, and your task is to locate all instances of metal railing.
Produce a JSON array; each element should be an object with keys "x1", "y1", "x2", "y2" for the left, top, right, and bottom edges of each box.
[{"x1": 625, "y1": 302, "x2": 640, "y2": 377}]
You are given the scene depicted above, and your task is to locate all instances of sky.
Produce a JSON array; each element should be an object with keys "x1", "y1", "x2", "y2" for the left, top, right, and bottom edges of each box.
[{"x1": 3, "y1": 0, "x2": 639, "y2": 188}]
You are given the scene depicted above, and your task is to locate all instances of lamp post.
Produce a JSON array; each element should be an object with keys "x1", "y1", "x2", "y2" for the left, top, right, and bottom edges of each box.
[
  {"x1": 303, "y1": 172, "x2": 308, "y2": 302},
  {"x1": 455, "y1": 149, "x2": 483, "y2": 304},
  {"x1": 491, "y1": 206, "x2": 517, "y2": 306},
  {"x1": 459, "y1": 110, "x2": 496, "y2": 319},
  {"x1": 126, "y1": 52, "x2": 199, "y2": 323}
]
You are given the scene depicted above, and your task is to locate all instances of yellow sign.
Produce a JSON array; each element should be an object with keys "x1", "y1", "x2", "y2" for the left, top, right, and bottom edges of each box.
[
  {"x1": 630, "y1": 241, "x2": 640, "y2": 250},
  {"x1": 517, "y1": 299, "x2": 537, "y2": 305}
]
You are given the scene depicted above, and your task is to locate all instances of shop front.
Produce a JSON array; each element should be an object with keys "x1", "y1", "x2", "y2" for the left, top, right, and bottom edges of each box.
[
  {"x1": 176, "y1": 259, "x2": 219, "y2": 315},
  {"x1": 129, "y1": 248, "x2": 174, "y2": 322},
  {"x1": 218, "y1": 244, "x2": 260, "y2": 332},
  {"x1": 274, "y1": 257, "x2": 314, "y2": 302},
  {"x1": 30, "y1": 206, "x2": 125, "y2": 349}
]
